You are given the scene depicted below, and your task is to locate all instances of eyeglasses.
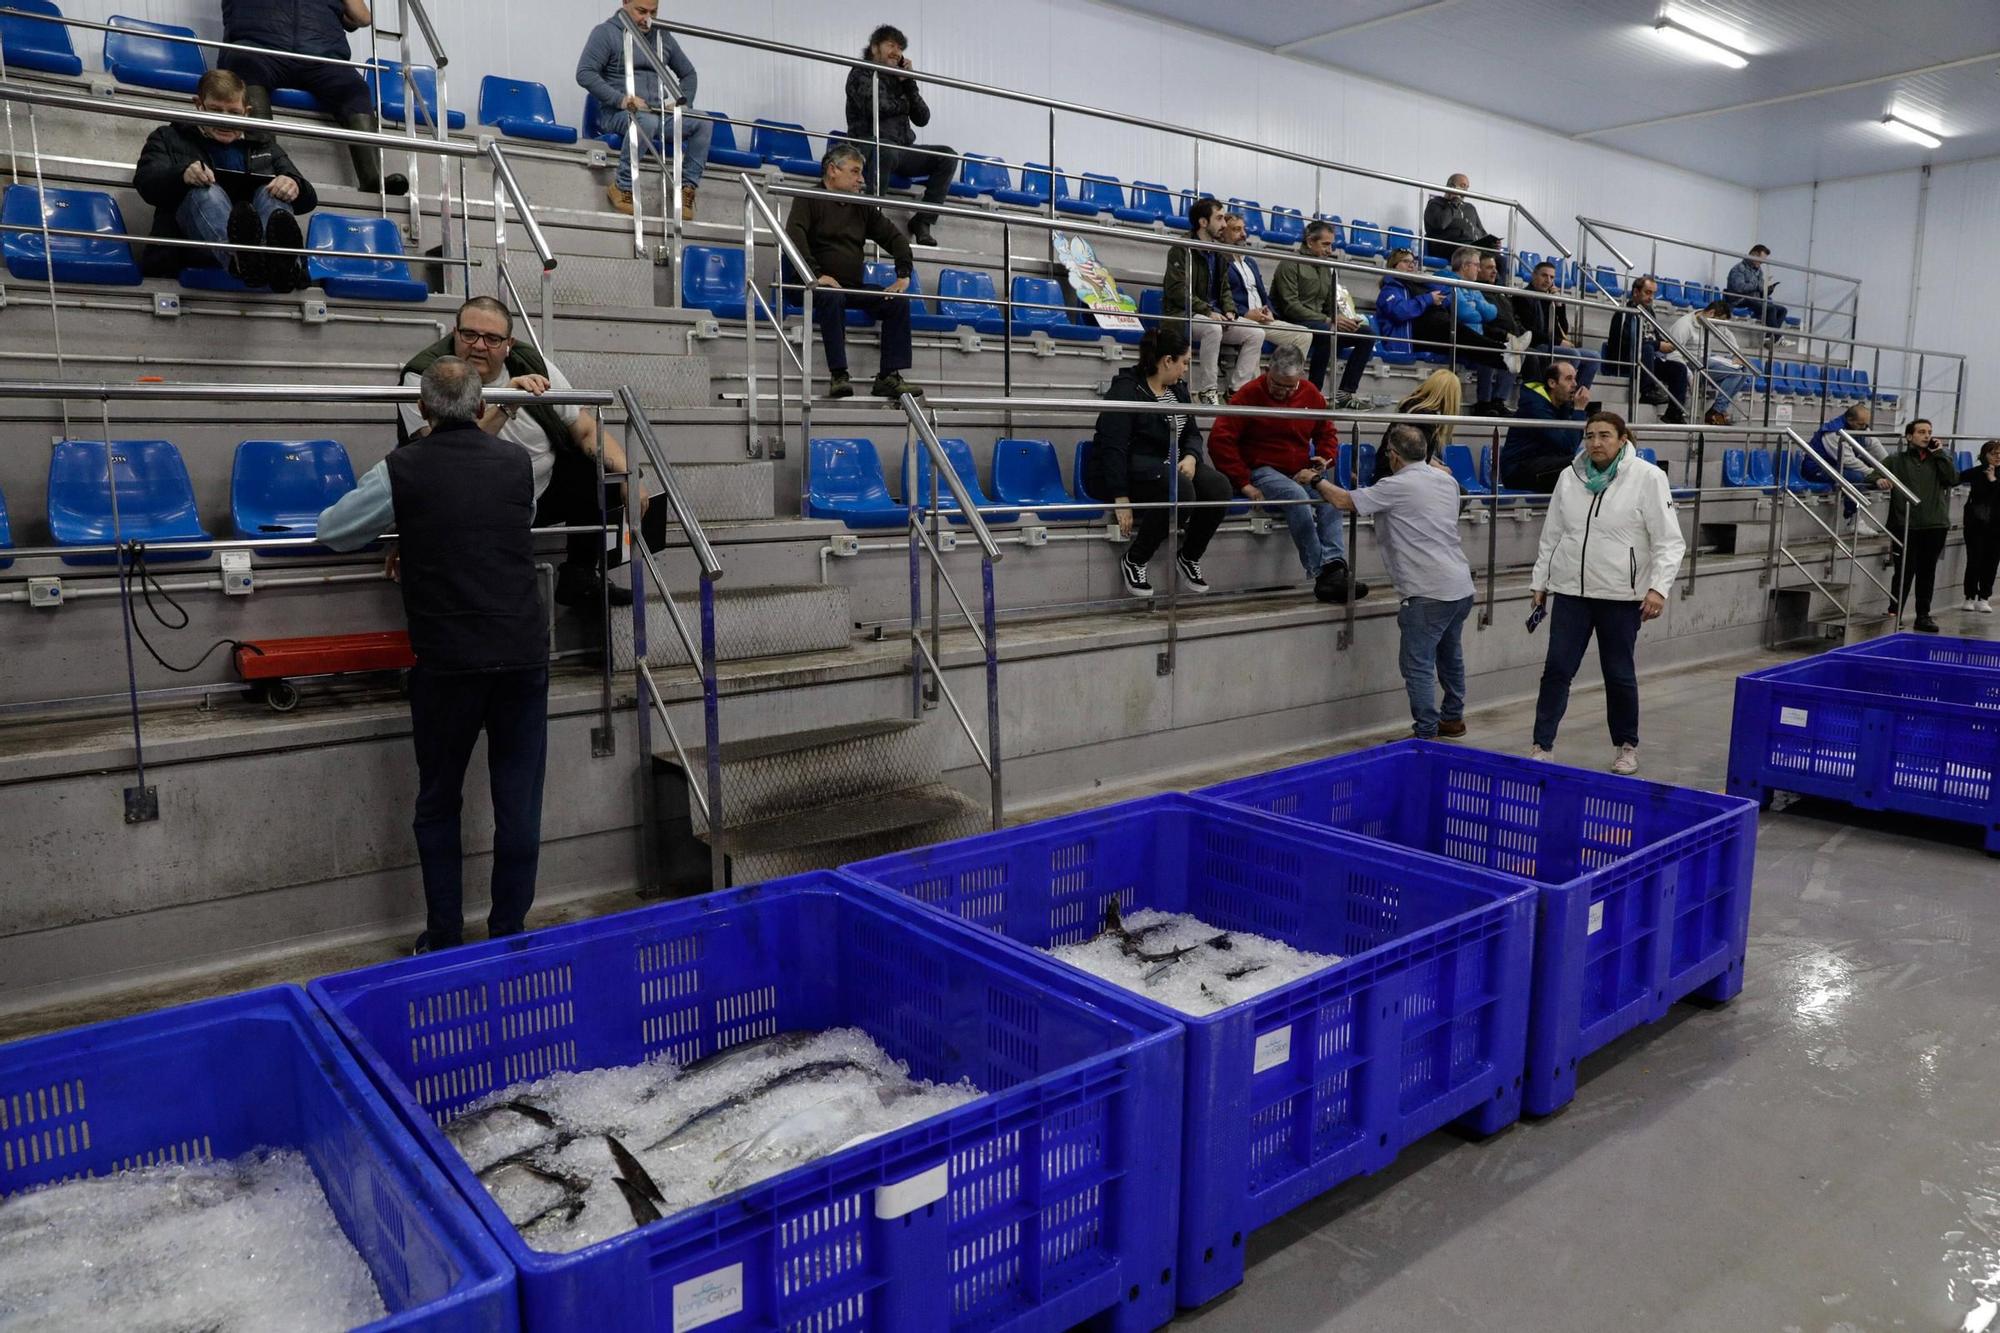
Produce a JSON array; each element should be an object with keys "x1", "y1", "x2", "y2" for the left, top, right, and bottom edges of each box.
[{"x1": 454, "y1": 328, "x2": 511, "y2": 347}]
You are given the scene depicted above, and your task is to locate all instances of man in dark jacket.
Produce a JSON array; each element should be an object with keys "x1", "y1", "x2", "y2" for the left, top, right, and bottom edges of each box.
[
  {"x1": 1877, "y1": 418, "x2": 1960, "y2": 632},
  {"x1": 1514, "y1": 260, "x2": 1599, "y2": 390},
  {"x1": 1163, "y1": 197, "x2": 1260, "y2": 405},
  {"x1": 1605, "y1": 277, "x2": 1689, "y2": 423},
  {"x1": 1500, "y1": 360, "x2": 1593, "y2": 492},
  {"x1": 133, "y1": 69, "x2": 315, "y2": 289},
  {"x1": 219, "y1": 0, "x2": 405, "y2": 195},
  {"x1": 1423, "y1": 174, "x2": 1506, "y2": 281},
  {"x1": 784, "y1": 142, "x2": 923, "y2": 400},
  {"x1": 844, "y1": 24, "x2": 953, "y2": 247},
  {"x1": 316, "y1": 358, "x2": 550, "y2": 953},
  {"x1": 576, "y1": 0, "x2": 709, "y2": 220}
]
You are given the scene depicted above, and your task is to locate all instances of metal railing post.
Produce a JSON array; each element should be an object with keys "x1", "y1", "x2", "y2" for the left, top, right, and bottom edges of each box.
[
  {"x1": 982, "y1": 555, "x2": 1001, "y2": 830},
  {"x1": 621, "y1": 25, "x2": 644, "y2": 258},
  {"x1": 905, "y1": 423, "x2": 924, "y2": 716},
  {"x1": 699, "y1": 574, "x2": 723, "y2": 891}
]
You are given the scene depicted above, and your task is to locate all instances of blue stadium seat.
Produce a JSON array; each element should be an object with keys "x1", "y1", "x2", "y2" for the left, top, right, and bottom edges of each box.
[
  {"x1": 1387, "y1": 225, "x2": 1425, "y2": 263},
  {"x1": 580, "y1": 95, "x2": 622, "y2": 148},
  {"x1": 103, "y1": 14, "x2": 205, "y2": 92},
  {"x1": 1072, "y1": 440, "x2": 1102, "y2": 512},
  {"x1": 1057, "y1": 172, "x2": 1123, "y2": 218},
  {"x1": 270, "y1": 85, "x2": 321, "y2": 112},
  {"x1": 1115, "y1": 181, "x2": 1190, "y2": 231},
  {"x1": 749, "y1": 119, "x2": 819, "y2": 177},
  {"x1": 1136, "y1": 287, "x2": 1164, "y2": 330},
  {"x1": 1011, "y1": 275, "x2": 1098, "y2": 341},
  {"x1": 1747, "y1": 357, "x2": 1770, "y2": 394},
  {"x1": 48, "y1": 439, "x2": 211, "y2": 564},
  {"x1": 807, "y1": 438, "x2": 903, "y2": 529},
  {"x1": 1264, "y1": 207, "x2": 1305, "y2": 247},
  {"x1": 1591, "y1": 265, "x2": 1625, "y2": 299},
  {"x1": 477, "y1": 76, "x2": 577, "y2": 144},
  {"x1": 1958, "y1": 450, "x2": 1975, "y2": 473},
  {"x1": 679, "y1": 245, "x2": 746, "y2": 321},
  {"x1": 1355, "y1": 445, "x2": 1376, "y2": 486},
  {"x1": 1477, "y1": 445, "x2": 1532, "y2": 499},
  {"x1": 230, "y1": 439, "x2": 358, "y2": 551},
  {"x1": 305, "y1": 212, "x2": 428, "y2": 301},
  {"x1": 844, "y1": 260, "x2": 922, "y2": 326},
  {"x1": 701, "y1": 113, "x2": 762, "y2": 169},
  {"x1": 1227, "y1": 199, "x2": 1267, "y2": 240},
  {"x1": 1722, "y1": 448, "x2": 1748, "y2": 488},
  {"x1": 1743, "y1": 449, "x2": 1774, "y2": 489},
  {"x1": 1, "y1": 186, "x2": 142, "y2": 285},
  {"x1": 1344, "y1": 220, "x2": 1387, "y2": 259},
  {"x1": 949, "y1": 153, "x2": 1010, "y2": 199},
  {"x1": 1, "y1": 0, "x2": 81, "y2": 75},
  {"x1": 1783, "y1": 451, "x2": 1830, "y2": 494},
  {"x1": 993, "y1": 438, "x2": 1097, "y2": 520},
  {"x1": 1315, "y1": 214, "x2": 1347, "y2": 251},
  {"x1": 364, "y1": 59, "x2": 465, "y2": 131},
  {"x1": 904, "y1": 438, "x2": 1017, "y2": 525},
  {"x1": 992, "y1": 163, "x2": 1054, "y2": 209},
  {"x1": 1637, "y1": 447, "x2": 1658, "y2": 465},
  {"x1": 1795, "y1": 362, "x2": 1823, "y2": 399},
  {"x1": 936, "y1": 268, "x2": 1002, "y2": 334},
  {"x1": 1443, "y1": 444, "x2": 1483, "y2": 494},
  {"x1": 1850, "y1": 367, "x2": 1874, "y2": 401},
  {"x1": 0, "y1": 482, "x2": 11, "y2": 569}
]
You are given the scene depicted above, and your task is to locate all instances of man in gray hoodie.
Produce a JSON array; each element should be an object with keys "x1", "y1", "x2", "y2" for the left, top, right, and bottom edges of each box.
[{"x1": 577, "y1": 0, "x2": 711, "y2": 219}]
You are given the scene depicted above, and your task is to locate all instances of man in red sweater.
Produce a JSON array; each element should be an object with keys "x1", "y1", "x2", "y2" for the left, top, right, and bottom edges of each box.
[{"x1": 1208, "y1": 344, "x2": 1369, "y2": 603}]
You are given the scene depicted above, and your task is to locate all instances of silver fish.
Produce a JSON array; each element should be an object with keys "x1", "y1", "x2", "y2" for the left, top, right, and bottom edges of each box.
[{"x1": 642, "y1": 1059, "x2": 876, "y2": 1153}]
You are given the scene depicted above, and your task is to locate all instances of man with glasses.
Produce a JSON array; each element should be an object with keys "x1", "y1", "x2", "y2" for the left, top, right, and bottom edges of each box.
[{"x1": 398, "y1": 297, "x2": 660, "y2": 609}]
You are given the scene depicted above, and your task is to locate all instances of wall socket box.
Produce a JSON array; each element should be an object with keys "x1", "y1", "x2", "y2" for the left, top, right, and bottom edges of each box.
[{"x1": 221, "y1": 551, "x2": 254, "y2": 595}]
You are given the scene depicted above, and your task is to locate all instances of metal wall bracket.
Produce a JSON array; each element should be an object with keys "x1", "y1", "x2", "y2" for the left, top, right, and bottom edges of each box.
[
  {"x1": 591, "y1": 725, "x2": 617, "y2": 758},
  {"x1": 123, "y1": 785, "x2": 159, "y2": 823},
  {"x1": 1155, "y1": 651, "x2": 1172, "y2": 677}
]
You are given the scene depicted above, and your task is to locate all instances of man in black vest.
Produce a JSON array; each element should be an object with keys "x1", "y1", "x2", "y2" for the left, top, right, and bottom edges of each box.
[{"x1": 318, "y1": 357, "x2": 549, "y2": 952}]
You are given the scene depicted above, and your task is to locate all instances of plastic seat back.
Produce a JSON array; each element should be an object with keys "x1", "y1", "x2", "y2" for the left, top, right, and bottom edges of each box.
[
  {"x1": 1264, "y1": 207, "x2": 1305, "y2": 247},
  {"x1": 104, "y1": 14, "x2": 205, "y2": 92},
  {"x1": 807, "y1": 437, "x2": 902, "y2": 529},
  {"x1": 992, "y1": 438, "x2": 1075, "y2": 514},
  {"x1": 48, "y1": 439, "x2": 210, "y2": 562},
  {"x1": 230, "y1": 440, "x2": 357, "y2": 540},
  {"x1": 1748, "y1": 449, "x2": 1777, "y2": 488},
  {"x1": 477, "y1": 76, "x2": 576, "y2": 144},
  {"x1": 937, "y1": 268, "x2": 999, "y2": 328},
  {"x1": 1346, "y1": 220, "x2": 1386, "y2": 257},
  {"x1": 1073, "y1": 172, "x2": 1124, "y2": 213},
  {"x1": 305, "y1": 212, "x2": 427, "y2": 300},
  {"x1": 1443, "y1": 444, "x2": 1483, "y2": 493},
  {"x1": 365, "y1": 59, "x2": 463, "y2": 130},
  {"x1": 956, "y1": 153, "x2": 1011, "y2": 196},
  {"x1": 1137, "y1": 288, "x2": 1164, "y2": 328},
  {"x1": 1, "y1": 185, "x2": 142, "y2": 285},
  {"x1": 1723, "y1": 448, "x2": 1748, "y2": 487},
  {"x1": 1119, "y1": 181, "x2": 1177, "y2": 222},
  {"x1": 905, "y1": 438, "x2": 1016, "y2": 524},
  {"x1": 1227, "y1": 198, "x2": 1266, "y2": 239},
  {"x1": 1011, "y1": 275, "x2": 1069, "y2": 329},
  {"x1": 679, "y1": 245, "x2": 746, "y2": 319},
  {"x1": 702, "y1": 112, "x2": 763, "y2": 167},
  {"x1": 749, "y1": 119, "x2": 816, "y2": 171},
  {"x1": 1, "y1": 0, "x2": 82, "y2": 76}
]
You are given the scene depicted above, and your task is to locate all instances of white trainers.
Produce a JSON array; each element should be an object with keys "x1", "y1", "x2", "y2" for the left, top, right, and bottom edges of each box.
[
  {"x1": 1965, "y1": 598, "x2": 1980, "y2": 613},
  {"x1": 1529, "y1": 746, "x2": 1553, "y2": 762},
  {"x1": 1612, "y1": 744, "x2": 1640, "y2": 775},
  {"x1": 1979, "y1": 598, "x2": 1995, "y2": 614}
]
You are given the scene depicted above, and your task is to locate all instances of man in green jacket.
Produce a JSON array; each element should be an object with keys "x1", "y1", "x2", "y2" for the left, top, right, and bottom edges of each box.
[
  {"x1": 1162, "y1": 196, "x2": 1259, "y2": 404},
  {"x1": 1876, "y1": 417, "x2": 1960, "y2": 632},
  {"x1": 1271, "y1": 219, "x2": 1377, "y2": 406}
]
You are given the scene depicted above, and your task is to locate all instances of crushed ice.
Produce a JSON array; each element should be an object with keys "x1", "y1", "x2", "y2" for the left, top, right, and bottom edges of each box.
[{"x1": 1044, "y1": 907, "x2": 1340, "y2": 1016}]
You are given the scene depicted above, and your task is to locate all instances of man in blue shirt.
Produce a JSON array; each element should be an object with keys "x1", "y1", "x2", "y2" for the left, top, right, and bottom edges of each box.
[
  {"x1": 219, "y1": 0, "x2": 406, "y2": 195},
  {"x1": 577, "y1": 0, "x2": 711, "y2": 220}
]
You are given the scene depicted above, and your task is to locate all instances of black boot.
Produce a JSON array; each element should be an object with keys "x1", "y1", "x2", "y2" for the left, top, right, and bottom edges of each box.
[
  {"x1": 226, "y1": 202, "x2": 269, "y2": 287},
  {"x1": 342, "y1": 113, "x2": 408, "y2": 195},
  {"x1": 263, "y1": 210, "x2": 308, "y2": 293},
  {"x1": 243, "y1": 84, "x2": 274, "y2": 126}
]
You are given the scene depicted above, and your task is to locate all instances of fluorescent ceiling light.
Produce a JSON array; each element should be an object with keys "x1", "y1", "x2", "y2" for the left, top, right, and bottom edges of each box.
[
  {"x1": 1652, "y1": 7, "x2": 1749, "y2": 68},
  {"x1": 1880, "y1": 114, "x2": 1943, "y2": 148}
]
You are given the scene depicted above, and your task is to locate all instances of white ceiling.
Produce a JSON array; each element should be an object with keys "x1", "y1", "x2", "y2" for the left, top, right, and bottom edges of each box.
[{"x1": 1097, "y1": 0, "x2": 2000, "y2": 187}]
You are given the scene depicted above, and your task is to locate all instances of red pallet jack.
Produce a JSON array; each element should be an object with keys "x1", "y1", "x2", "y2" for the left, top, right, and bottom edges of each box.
[{"x1": 234, "y1": 632, "x2": 417, "y2": 711}]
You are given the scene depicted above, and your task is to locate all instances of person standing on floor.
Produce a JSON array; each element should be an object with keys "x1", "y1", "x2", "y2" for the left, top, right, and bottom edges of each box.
[
  {"x1": 1961, "y1": 439, "x2": 2000, "y2": 614},
  {"x1": 1528, "y1": 412, "x2": 1685, "y2": 775},
  {"x1": 1315, "y1": 424, "x2": 1476, "y2": 740},
  {"x1": 1877, "y1": 417, "x2": 1960, "y2": 632},
  {"x1": 316, "y1": 358, "x2": 549, "y2": 953},
  {"x1": 1085, "y1": 326, "x2": 1232, "y2": 598},
  {"x1": 845, "y1": 24, "x2": 953, "y2": 247}
]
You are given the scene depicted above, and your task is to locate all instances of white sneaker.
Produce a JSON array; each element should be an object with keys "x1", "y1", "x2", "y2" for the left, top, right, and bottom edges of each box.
[
  {"x1": 1612, "y1": 744, "x2": 1640, "y2": 775},
  {"x1": 1529, "y1": 746, "x2": 1553, "y2": 762},
  {"x1": 1979, "y1": 598, "x2": 1994, "y2": 614},
  {"x1": 1965, "y1": 598, "x2": 1980, "y2": 613}
]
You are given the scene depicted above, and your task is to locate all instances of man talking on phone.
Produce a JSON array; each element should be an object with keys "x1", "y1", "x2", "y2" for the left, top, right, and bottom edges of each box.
[{"x1": 1876, "y1": 418, "x2": 1961, "y2": 632}]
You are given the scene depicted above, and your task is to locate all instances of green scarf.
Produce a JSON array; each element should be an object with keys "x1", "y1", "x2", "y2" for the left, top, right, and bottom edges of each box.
[
  {"x1": 397, "y1": 334, "x2": 570, "y2": 453},
  {"x1": 1581, "y1": 448, "x2": 1622, "y2": 494}
]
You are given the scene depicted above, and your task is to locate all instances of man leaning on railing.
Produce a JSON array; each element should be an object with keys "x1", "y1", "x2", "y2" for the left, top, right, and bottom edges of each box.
[
  {"x1": 577, "y1": 0, "x2": 710, "y2": 220},
  {"x1": 134, "y1": 68, "x2": 315, "y2": 291},
  {"x1": 218, "y1": 0, "x2": 406, "y2": 195}
]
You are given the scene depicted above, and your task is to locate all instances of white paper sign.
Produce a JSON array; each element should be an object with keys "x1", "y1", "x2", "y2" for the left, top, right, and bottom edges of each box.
[
  {"x1": 875, "y1": 1162, "x2": 949, "y2": 1219},
  {"x1": 1253, "y1": 1025, "x2": 1293, "y2": 1074},
  {"x1": 673, "y1": 1264, "x2": 744, "y2": 1333},
  {"x1": 1779, "y1": 706, "x2": 1809, "y2": 728},
  {"x1": 1587, "y1": 901, "x2": 1606, "y2": 936}
]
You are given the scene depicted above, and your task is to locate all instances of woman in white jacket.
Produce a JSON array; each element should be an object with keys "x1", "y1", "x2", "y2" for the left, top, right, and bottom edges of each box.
[{"x1": 1528, "y1": 412, "x2": 1687, "y2": 774}]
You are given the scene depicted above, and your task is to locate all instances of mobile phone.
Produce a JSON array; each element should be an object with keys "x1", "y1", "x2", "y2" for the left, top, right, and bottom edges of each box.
[{"x1": 1525, "y1": 601, "x2": 1547, "y2": 633}]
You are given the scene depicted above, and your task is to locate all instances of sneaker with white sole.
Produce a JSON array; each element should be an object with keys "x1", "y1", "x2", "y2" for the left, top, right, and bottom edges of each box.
[
  {"x1": 1176, "y1": 555, "x2": 1211, "y2": 593},
  {"x1": 1120, "y1": 556, "x2": 1154, "y2": 598},
  {"x1": 1979, "y1": 598, "x2": 1994, "y2": 614},
  {"x1": 1529, "y1": 746, "x2": 1553, "y2": 762},
  {"x1": 1612, "y1": 744, "x2": 1639, "y2": 775},
  {"x1": 1965, "y1": 598, "x2": 1980, "y2": 613}
]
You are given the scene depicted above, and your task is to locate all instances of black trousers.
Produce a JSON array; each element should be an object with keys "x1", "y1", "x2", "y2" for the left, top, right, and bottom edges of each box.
[
  {"x1": 220, "y1": 49, "x2": 373, "y2": 119},
  {"x1": 1966, "y1": 523, "x2": 2000, "y2": 599},
  {"x1": 1891, "y1": 526, "x2": 1949, "y2": 618},
  {"x1": 1297, "y1": 319, "x2": 1376, "y2": 395},
  {"x1": 409, "y1": 664, "x2": 549, "y2": 946},
  {"x1": 1504, "y1": 454, "x2": 1571, "y2": 494},
  {"x1": 1125, "y1": 461, "x2": 1230, "y2": 564},
  {"x1": 864, "y1": 144, "x2": 954, "y2": 229},
  {"x1": 1411, "y1": 308, "x2": 1507, "y2": 367},
  {"x1": 537, "y1": 449, "x2": 667, "y2": 572}
]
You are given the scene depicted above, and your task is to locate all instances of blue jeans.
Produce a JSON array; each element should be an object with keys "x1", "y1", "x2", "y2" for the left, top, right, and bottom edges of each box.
[
  {"x1": 1474, "y1": 363, "x2": 1517, "y2": 406},
  {"x1": 176, "y1": 183, "x2": 289, "y2": 270},
  {"x1": 1701, "y1": 357, "x2": 1749, "y2": 414},
  {"x1": 1251, "y1": 464, "x2": 1345, "y2": 576},
  {"x1": 1532, "y1": 594, "x2": 1642, "y2": 750},
  {"x1": 615, "y1": 107, "x2": 712, "y2": 191},
  {"x1": 1398, "y1": 594, "x2": 1473, "y2": 737}
]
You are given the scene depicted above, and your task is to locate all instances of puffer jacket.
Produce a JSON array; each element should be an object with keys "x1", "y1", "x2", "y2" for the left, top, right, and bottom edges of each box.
[
  {"x1": 1372, "y1": 273, "x2": 1435, "y2": 350},
  {"x1": 1531, "y1": 443, "x2": 1686, "y2": 601},
  {"x1": 1452, "y1": 283, "x2": 1497, "y2": 336}
]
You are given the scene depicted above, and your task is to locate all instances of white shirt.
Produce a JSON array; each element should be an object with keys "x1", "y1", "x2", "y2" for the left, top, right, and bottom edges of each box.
[
  {"x1": 1348, "y1": 462, "x2": 1475, "y2": 602},
  {"x1": 398, "y1": 360, "x2": 579, "y2": 500},
  {"x1": 1664, "y1": 311, "x2": 1745, "y2": 368}
]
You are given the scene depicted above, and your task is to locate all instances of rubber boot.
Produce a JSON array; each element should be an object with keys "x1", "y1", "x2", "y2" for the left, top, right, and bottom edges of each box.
[
  {"x1": 342, "y1": 113, "x2": 408, "y2": 196},
  {"x1": 243, "y1": 84, "x2": 274, "y2": 126}
]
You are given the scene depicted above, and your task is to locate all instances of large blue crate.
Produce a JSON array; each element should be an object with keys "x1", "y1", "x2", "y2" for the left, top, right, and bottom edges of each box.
[
  {"x1": 1837, "y1": 631, "x2": 2000, "y2": 671},
  {"x1": 0, "y1": 985, "x2": 517, "y2": 1333},
  {"x1": 1729, "y1": 654, "x2": 2000, "y2": 852},
  {"x1": 310, "y1": 873, "x2": 1184, "y2": 1333},
  {"x1": 1199, "y1": 740, "x2": 1758, "y2": 1117},
  {"x1": 843, "y1": 793, "x2": 1534, "y2": 1309}
]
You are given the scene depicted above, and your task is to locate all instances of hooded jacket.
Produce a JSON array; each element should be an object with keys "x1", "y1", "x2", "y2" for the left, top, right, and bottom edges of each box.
[{"x1": 1531, "y1": 443, "x2": 1686, "y2": 601}]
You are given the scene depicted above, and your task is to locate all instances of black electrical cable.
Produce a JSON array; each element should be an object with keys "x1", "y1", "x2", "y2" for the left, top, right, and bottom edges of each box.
[{"x1": 122, "y1": 544, "x2": 263, "y2": 676}]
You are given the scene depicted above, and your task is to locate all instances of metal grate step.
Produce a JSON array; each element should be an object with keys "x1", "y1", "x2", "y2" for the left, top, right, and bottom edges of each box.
[
  {"x1": 611, "y1": 583, "x2": 850, "y2": 669},
  {"x1": 670, "y1": 718, "x2": 941, "y2": 836},
  {"x1": 711, "y1": 781, "x2": 987, "y2": 883}
]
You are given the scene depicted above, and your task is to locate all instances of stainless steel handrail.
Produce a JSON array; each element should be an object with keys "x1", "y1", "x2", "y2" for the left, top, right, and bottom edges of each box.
[
  {"x1": 1577, "y1": 215, "x2": 1862, "y2": 285},
  {"x1": 486, "y1": 142, "x2": 555, "y2": 270},
  {"x1": 664, "y1": 17, "x2": 1572, "y2": 260},
  {"x1": 0, "y1": 79, "x2": 480, "y2": 155},
  {"x1": 401, "y1": 0, "x2": 448, "y2": 67},
  {"x1": 619, "y1": 386, "x2": 722, "y2": 577},
  {"x1": 0, "y1": 380, "x2": 611, "y2": 404},
  {"x1": 0, "y1": 6, "x2": 419, "y2": 77},
  {"x1": 0, "y1": 219, "x2": 477, "y2": 267}
]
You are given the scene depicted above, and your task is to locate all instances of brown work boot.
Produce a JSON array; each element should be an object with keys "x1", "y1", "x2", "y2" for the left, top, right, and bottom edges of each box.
[
  {"x1": 681, "y1": 183, "x2": 698, "y2": 222},
  {"x1": 1704, "y1": 408, "x2": 1731, "y2": 426},
  {"x1": 606, "y1": 183, "x2": 635, "y2": 215}
]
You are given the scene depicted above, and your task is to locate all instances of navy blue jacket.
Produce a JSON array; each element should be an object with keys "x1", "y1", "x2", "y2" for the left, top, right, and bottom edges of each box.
[
  {"x1": 222, "y1": 0, "x2": 354, "y2": 60},
  {"x1": 1500, "y1": 382, "x2": 1585, "y2": 482},
  {"x1": 1225, "y1": 256, "x2": 1271, "y2": 313}
]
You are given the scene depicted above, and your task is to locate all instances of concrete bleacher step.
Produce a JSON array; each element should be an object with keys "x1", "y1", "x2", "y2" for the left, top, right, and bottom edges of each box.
[
  {"x1": 677, "y1": 717, "x2": 942, "y2": 836},
  {"x1": 673, "y1": 461, "x2": 777, "y2": 522},
  {"x1": 710, "y1": 780, "x2": 988, "y2": 884},
  {"x1": 611, "y1": 582, "x2": 851, "y2": 670},
  {"x1": 468, "y1": 245, "x2": 669, "y2": 311},
  {"x1": 1808, "y1": 609, "x2": 1896, "y2": 645}
]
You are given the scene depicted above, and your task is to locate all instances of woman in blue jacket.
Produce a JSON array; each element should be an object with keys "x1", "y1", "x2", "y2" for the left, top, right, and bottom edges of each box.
[{"x1": 1388, "y1": 247, "x2": 1519, "y2": 416}]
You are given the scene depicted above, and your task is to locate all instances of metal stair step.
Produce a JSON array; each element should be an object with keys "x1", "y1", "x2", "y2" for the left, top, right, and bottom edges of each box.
[
  {"x1": 674, "y1": 462, "x2": 777, "y2": 522},
  {"x1": 710, "y1": 782, "x2": 988, "y2": 883},
  {"x1": 611, "y1": 583, "x2": 851, "y2": 669},
  {"x1": 471, "y1": 246, "x2": 665, "y2": 309},
  {"x1": 671, "y1": 718, "x2": 941, "y2": 835}
]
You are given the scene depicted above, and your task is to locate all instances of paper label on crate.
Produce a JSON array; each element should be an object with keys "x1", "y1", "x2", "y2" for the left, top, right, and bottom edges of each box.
[
  {"x1": 1779, "y1": 706, "x2": 1809, "y2": 728},
  {"x1": 875, "y1": 1162, "x2": 950, "y2": 1219},
  {"x1": 1252, "y1": 1025, "x2": 1293, "y2": 1074},
  {"x1": 673, "y1": 1264, "x2": 744, "y2": 1332},
  {"x1": 1587, "y1": 901, "x2": 1605, "y2": 936}
]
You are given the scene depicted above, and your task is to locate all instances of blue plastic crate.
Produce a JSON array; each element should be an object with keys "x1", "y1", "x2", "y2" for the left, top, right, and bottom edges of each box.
[
  {"x1": 843, "y1": 793, "x2": 1533, "y2": 1309},
  {"x1": 0, "y1": 985, "x2": 517, "y2": 1332},
  {"x1": 310, "y1": 873, "x2": 1183, "y2": 1333},
  {"x1": 1836, "y1": 632, "x2": 2000, "y2": 672},
  {"x1": 1729, "y1": 654, "x2": 2000, "y2": 852},
  {"x1": 1199, "y1": 740, "x2": 1758, "y2": 1118}
]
